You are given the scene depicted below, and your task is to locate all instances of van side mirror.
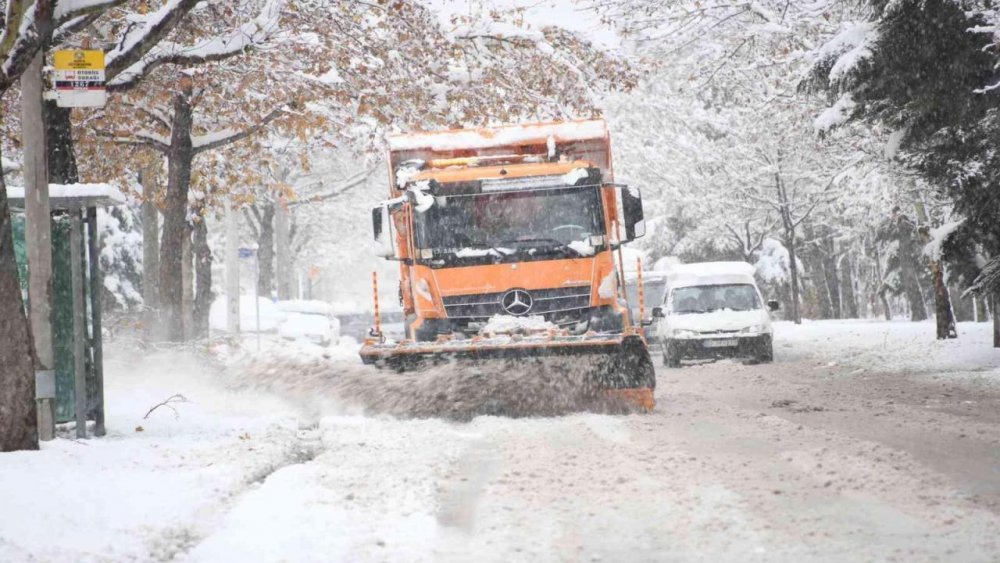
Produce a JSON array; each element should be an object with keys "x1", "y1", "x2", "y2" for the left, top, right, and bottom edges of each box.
[
  {"x1": 621, "y1": 185, "x2": 645, "y2": 241},
  {"x1": 652, "y1": 306, "x2": 665, "y2": 318},
  {"x1": 767, "y1": 299, "x2": 780, "y2": 312},
  {"x1": 372, "y1": 203, "x2": 399, "y2": 259}
]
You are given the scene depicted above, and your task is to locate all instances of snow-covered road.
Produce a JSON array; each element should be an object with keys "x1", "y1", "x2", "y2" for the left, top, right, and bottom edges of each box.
[{"x1": 2, "y1": 321, "x2": 999, "y2": 562}]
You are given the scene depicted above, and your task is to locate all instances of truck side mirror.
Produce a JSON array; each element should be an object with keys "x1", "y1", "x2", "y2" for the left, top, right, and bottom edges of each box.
[
  {"x1": 652, "y1": 306, "x2": 664, "y2": 318},
  {"x1": 372, "y1": 203, "x2": 399, "y2": 259},
  {"x1": 767, "y1": 299, "x2": 780, "y2": 312},
  {"x1": 621, "y1": 186, "x2": 645, "y2": 241}
]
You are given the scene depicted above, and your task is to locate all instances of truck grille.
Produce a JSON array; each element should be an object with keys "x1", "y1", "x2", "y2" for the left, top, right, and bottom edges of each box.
[{"x1": 442, "y1": 286, "x2": 592, "y2": 319}]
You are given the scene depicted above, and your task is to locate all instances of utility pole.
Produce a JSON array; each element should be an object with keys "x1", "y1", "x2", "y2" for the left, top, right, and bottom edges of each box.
[
  {"x1": 274, "y1": 197, "x2": 292, "y2": 299},
  {"x1": 225, "y1": 203, "x2": 240, "y2": 333},
  {"x1": 22, "y1": 52, "x2": 54, "y2": 441}
]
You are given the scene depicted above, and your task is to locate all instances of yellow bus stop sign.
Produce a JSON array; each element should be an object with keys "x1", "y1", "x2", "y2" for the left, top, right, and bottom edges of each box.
[{"x1": 53, "y1": 50, "x2": 106, "y2": 107}]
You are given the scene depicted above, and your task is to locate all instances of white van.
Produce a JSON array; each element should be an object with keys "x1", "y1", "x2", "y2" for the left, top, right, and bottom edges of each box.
[{"x1": 652, "y1": 261, "x2": 777, "y2": 367}]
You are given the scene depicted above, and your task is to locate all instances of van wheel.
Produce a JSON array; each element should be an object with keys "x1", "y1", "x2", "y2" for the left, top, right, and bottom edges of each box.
[
  {"x1": 755, "y1": 336, "x2": 774, "y2": 364},
  {"x1": 662, "y1": 343, "x2": 682, "y2": 368}
]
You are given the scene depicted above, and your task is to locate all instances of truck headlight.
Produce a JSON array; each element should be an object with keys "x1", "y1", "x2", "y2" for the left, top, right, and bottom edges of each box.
[{"x1": 672, "y1": 329, "x2": 698, "y2": 338}]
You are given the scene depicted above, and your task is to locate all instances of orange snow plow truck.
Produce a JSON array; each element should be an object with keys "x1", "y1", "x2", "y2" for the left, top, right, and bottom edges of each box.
[{"x1": 360, "y1": 119, "x2": 656, "y2": 410}]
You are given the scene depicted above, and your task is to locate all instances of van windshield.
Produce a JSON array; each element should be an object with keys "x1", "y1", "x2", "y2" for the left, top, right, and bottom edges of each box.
[{"x1": 670, "y1": 284, "x2": 760, "y2": 314}]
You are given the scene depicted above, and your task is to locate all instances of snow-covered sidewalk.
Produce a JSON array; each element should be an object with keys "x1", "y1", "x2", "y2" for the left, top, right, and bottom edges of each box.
[
  {"x1": 0, "y1": 350, "x2": 313, "y2": 561},
  {"x1": 773, "y1": 319, "x2": 999, "y2": 378},
  {"x1": 1, "y1": 320, "x2": 998, "y2": 562}
]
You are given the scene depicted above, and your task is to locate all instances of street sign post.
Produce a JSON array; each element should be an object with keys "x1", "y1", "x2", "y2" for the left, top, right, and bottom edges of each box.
[{"x1": 53, "y1": 50, "x2": 106, "y2": 108}]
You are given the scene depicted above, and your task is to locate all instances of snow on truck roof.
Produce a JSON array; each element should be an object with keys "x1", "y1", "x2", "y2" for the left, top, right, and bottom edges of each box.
[
  {"x1": 387, "y1": 119, "x2": 608, "y2": 152},
  {"x1": 665, "y1": 261, "x2": 757, "y2": 289},
  {"x1": 411, "y1": 160, "x2": 594, "y2": 184}
]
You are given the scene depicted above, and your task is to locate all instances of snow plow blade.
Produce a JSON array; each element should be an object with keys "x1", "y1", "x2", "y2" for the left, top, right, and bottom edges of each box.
[{"x1": 360, "y1": 333, "x2": 656, "y2": 411}]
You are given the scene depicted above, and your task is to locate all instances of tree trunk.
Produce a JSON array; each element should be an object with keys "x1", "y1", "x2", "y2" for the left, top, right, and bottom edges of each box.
[
  {"x1": 839, "y1": 254, "x2": 859, "y2": 319},
  {"x1": 159, "y1": 87, "x2": 195, "y2": 341},
  {"x1": 141, "y1": 193, "x2": 160, "y2": 339},
  {"x1": 0, "y1": 143, "x2": 39, "y2": 452},
  {"x1": 930, "y1": 262, "x2": 957, "y2": 338},
  {"x1": 225, "y1": 204, "x2": 240, "y2": 333},
  {"x1": 275, "y1": 199, "x2": 292, "y2": 299},
  {"x1": 192, "y1": 216, "x2": 213, "y2": 338},
  {"x1": 992, "y1": 293, "x2": 1000, "y2": 348},
  {"x1": 821, "y1": 236, "x2": 841, "y2": 319},
  {"x1": 256, "y1": 202, "x2": 275, "y2": 298},
  {"x1": 894, "y1": 214, "x2": 928, "y2": 321},
  {"x1": 181, "y1": 225, "x2": 193, "y2": 339},
  {"x1": 913, "y1": 202, "x2": 957, "y2": 338},
  {"x1": 775, "y1": 172, "x2": 801, "y2": 324},
  {"x1": 786, "y1": 231, "x2": 802, "y2": 324},
  {"x1": 801, "y1": 224, "x2": 832, "y2": 319}
]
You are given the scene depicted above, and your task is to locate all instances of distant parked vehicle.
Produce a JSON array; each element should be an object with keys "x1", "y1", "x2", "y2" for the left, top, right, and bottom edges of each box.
[
  {"x1": 652, "y1": 262, "x2": 778, "y2": 367},
  {"x1": 624, "y1": 271, "x2": 669, "y2": 348},
  {"x1": 276, "y1": 300, "x2": 341, "y2": 346}
]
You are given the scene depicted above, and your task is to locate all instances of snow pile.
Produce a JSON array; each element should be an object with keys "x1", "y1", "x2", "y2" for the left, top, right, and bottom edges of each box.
[
  {"x1": 481, "y1": 314, "x2": 556, "y2": 335},
  {"x1": 0, "y1": 348, "x2": 307, "y2": 562},
  {"x1": 775, "y1": 320, "x2": 1000, "y2": 378},
  {"x1": 567, "y1": 239, "x2": 595, "y2": 256}
]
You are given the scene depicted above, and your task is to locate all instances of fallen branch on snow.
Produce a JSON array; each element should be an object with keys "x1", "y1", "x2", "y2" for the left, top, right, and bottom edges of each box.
[{"x1": 144, "y1": 394, "x2": 190, "y2": 420}]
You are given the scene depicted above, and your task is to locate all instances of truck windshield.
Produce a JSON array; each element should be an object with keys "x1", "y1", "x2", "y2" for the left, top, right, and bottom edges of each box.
[
  {"x1": 670, "y1": 284, "x2": 760, "y2": 314},
  {"x1": 414, "y1": 186, "x2": 605, "y2": 260}
]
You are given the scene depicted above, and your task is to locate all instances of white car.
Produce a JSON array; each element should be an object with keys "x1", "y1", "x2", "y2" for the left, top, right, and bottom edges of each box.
[
  {"x1": 652, "y1": 262, "x2": 777, "y2": 367},
  {"x1": 276, "y1": 300, "x2": 341, "y2": 346}
]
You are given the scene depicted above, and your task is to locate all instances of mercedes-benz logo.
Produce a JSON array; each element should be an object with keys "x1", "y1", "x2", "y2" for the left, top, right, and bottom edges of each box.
[{"x1": 500, "y1": 289, "x2": 533, "y2": 316}]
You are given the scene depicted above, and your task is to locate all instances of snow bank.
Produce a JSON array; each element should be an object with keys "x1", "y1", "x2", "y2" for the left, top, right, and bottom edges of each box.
[
  {"x1": 0, "y1": 348, "x2": 305, "y2": 562},
  {"x1": 775, "y1": 320, "x2": 1000, "y2": 378},
  {"x1": 482, "y1": 314, "x2": 556, "y2": 335}
]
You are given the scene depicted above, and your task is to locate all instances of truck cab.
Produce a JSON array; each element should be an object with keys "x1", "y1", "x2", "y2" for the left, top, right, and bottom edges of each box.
[{"x1": 371, "y1": 120, "x2": 646, "y2": 344}]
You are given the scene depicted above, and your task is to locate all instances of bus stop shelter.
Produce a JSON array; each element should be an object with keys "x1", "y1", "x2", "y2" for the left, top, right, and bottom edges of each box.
[{"x1": 7, "y1": 184, "x2": 124, "y2": 438}]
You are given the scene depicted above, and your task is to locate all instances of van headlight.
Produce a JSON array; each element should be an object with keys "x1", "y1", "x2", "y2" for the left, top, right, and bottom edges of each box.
[
  {"x1": 740, "y1": 324, "x2": 766, "y2": 335},
  {"x1": 672, "y1": 329, "x2": 698, "y2": 338}
]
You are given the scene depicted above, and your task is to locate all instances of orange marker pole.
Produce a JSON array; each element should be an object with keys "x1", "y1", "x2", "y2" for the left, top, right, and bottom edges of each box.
[
  {"x1": 372, "y1": 271, "x2": 382, "y2": 340},
  {"x1": 636, "y1": 257, "x2": 645, "y2": 325}
]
